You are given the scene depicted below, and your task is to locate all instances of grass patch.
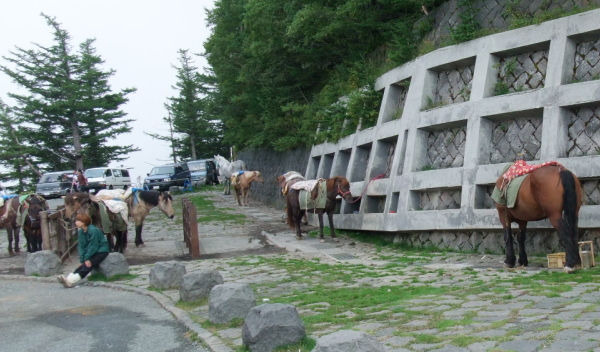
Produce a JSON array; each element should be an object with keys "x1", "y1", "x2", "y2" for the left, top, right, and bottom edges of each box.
[
  {"x1": 236, "y1": 337, "x2": 316, "y2": 352},
  {"x1": 86, "y1": 273, "x2": 139, "y2": 282},
  {"x1": 176, "y1": 298, "x2": 208, "y2": 311},
  {"x1": 187, "y1": 193, "x2": 246, "y2": 223}
]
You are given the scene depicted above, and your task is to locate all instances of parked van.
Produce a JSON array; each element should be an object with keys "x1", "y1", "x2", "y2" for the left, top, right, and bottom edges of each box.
[
  {"x1": 82, "y1": 167, "x2": 131, "y2": 194},
  {"x1": 186, "y1": 159, "x2": 219, "y2": 186},
  {"x1": 36, "y1": 170, "x2": 75, "y2": 198},
  {"x1": 143, "y1": 163, "x2": 190, "y2": 191}
]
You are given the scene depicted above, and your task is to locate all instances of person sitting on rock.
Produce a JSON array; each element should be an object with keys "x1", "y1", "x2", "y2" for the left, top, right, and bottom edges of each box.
[{"x1": 57, "y1": 213, "x2": 109, "y2": 288}]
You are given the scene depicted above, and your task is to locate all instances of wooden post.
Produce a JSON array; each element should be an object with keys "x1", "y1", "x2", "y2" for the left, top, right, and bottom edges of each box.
[
  {"x1": 41, "y1": 211, "x2": 50, "y2": 250},
  {"x1": 189, "y1": 203, "x2": 200, "y2": 259}
]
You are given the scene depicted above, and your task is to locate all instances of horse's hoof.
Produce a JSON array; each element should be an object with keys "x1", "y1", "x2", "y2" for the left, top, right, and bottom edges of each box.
[
  {"x1": 332, "y1": 238, "x2": 339, "y2": 243},
  {"x1": 295, "y1": 236, "x2": 303, "y2": 240},
  {"x1": 503, "y1": 263, "x2": 515, "y2": 269},
  {"x1": 320, "y1": 238, "x2": 325, "y2": 243},
  {"x1": 563, "y1": 266, "x2": 575, "y2": 274}
]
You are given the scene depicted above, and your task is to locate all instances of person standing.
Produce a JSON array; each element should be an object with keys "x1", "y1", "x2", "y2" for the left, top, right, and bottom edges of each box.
[
  {"x1": 76, "y1": 169, "x2": 88, "y2": 192},
  {"x1": 57, "y1": 213, "x2": 109, "y2": 288}
]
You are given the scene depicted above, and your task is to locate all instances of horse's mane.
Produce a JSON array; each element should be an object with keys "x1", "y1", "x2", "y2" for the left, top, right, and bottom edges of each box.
[
  {"x1": 138, "y1": 191, "x2": 160, "y2": 206},
  {"x1": 64, "y1": 192, "x2": 91, "y2": 206}
]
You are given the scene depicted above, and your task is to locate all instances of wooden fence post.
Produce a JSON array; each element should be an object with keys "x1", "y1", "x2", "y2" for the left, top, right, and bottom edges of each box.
[{"x1": 41, "y1": 211, "x2": 50, "y2": 250}]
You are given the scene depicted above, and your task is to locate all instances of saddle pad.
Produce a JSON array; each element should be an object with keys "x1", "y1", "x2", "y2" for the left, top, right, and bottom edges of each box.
[
  {"x1": 98, "y1": 201, "x2": 127, "y2": 233},
  {"x1": 491, "y1": 174, "x2": 528, "y2": 208},
  {"x1": 298, "y1": 181, "x2": 327, "y2": 210},
  {"x1": 96, "y1": 189, "x2": 126, "y2": 200},
  {"x1": 102, "y1": 199, "x2": 129, "y2": 223},
  {"x1": 291, "y1": 179, "x2": 323, "y2": 192}
]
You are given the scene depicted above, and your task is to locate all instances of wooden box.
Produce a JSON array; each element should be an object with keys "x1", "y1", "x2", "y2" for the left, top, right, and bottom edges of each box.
[{"x1": 547, "y1": 252, "x2": 566, "y2": 269}]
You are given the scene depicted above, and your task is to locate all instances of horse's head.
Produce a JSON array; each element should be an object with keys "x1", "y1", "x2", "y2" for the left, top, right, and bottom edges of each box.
[
  {"x1": 332, "y1": 177, "x2": 353, "y2": 202},
  {"x1": 63, "y1": 192, "x2": 91, "y2": 220},
  {"x1": 158, "y1": 191, "x2": 175, "y2": 219},
  {"x1": 26, "y1": 194, "x2": 48, "y2": 229},
  {"x1": 251, "y1": 171, "x2": 264, "y2": 184}
]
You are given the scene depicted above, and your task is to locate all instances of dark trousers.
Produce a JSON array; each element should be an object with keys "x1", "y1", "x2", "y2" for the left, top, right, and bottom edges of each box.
[{"x1": 73, "y1": 252, "x2": 108, "y2": 279}]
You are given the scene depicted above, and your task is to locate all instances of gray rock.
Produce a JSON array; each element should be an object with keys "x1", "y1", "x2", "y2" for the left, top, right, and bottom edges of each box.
[
  {"x1": 149, "y1": 261, "x2": 186, "y2": 289},
  {"x1": 242, "y1": 303, "x2": 305, "y2": 352},
  {"x1": 24, "y1": 250, "x2": 62, "y2": 276},
  {"x1": 179, "y1": 269, "x2": 224, "y2": 302},
  {"x1": 98, "y1": 253, "x2": 129, "y2": 277},
  {"x1": 312, "y1": 330, "x2": 385, "y2": 352},
  {"x1": 209, "y1": 283, "x2": 256, "y2": 324}
]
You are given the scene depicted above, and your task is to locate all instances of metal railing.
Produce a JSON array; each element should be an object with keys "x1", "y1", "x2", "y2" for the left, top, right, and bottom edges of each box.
[
  {"x1": 182, "y1": 197, "x2": 200, "y2": 259},
  {"x1": 40, "y1": 207, "x2": 78, "y2": 263}
]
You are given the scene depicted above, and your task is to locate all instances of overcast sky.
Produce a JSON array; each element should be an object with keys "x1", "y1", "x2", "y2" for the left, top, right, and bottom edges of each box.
[{"x1": 0, "y1": 0, "x2": 216, "y2": 186}]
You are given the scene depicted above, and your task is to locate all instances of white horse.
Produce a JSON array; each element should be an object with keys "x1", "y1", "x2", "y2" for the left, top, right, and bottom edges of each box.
[{"x1": 214, "y1": 155, "x2": 247, "y2": 195}]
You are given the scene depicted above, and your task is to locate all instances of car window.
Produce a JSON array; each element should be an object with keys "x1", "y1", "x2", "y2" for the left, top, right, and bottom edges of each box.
[
  {"x1": 104, "y1": 169, "x2": 112, "y2": 177},
  {"x1": 175, "y1": 167, "x2": 183, "y2": 174},
  {"x1": 187, "y1": 161, "x2": 206, "y2": 172},
  {"x1": 39, "y1": 174, "x2": 61, "y2": 183},
  {"x1": 113, "y1": 169, "x2": 122, "y2": 177},
  {"x1": 150, "y1": 166, "x2": 175, "y2": 175},
  {"x1": 85, "y1": 169, "x2": 105, "y2": 178},
  {"x1": 121, "y1": 169, "x2": 130, "y2": 177}
]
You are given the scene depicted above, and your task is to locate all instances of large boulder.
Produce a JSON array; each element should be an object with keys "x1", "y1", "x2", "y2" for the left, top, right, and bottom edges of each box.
[
  {"x1": 24, "y1": 250, "x2": 62, "y2": 277},
  {"x1": 312, "y1": 330, "x2": 386, "y2": 352},
  {"x1": 149, "y1": 261, "x2": 186, "y2": 289},
  {"x1": 209, "y1": 283, "x2": 256, "y2": 324},
  {"x1": 98, "y1": 253, "x2": 129, "y2": 277},
  {"x1": 179, "y1": 269, "x2": 224, "y2": 302},
  {"x1": 242, "y1": 303, "x2": 305, "y2": 352}
]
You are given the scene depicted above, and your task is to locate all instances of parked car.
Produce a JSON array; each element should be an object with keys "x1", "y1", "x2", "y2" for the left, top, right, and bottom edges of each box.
[
  {"x1": 143, "y1": 163, "x2": 190, "y2": 191},
  {"x1": 36, "y1": 171, "x2": 75, "y2": 198},
  {"x1": 81, "y1": 167, "x2": 132, "y2": 194},
  {"x1": 186, "y1": 158, "x2": 219, "y2": 186}
]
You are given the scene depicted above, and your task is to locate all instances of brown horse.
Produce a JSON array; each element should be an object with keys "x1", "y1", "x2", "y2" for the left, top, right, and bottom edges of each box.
[
  {"x1": 126, "y1": 190, "x2": 175, "y2": 247},
  {"x1": 21, "y1": 194, "x2": 49, "y2": 253},
  {"x1": 1, "y1": 195, "x2": 49, "y2": 254},
  {"x1": 286, "y1": 176, "x2": 354, "y2": 242},
  {"x1": 494, "y1": 165, "x2": 582, "y2": 273},
  {"x1": 1, "y1": 196, "x2": 22, "y2": 254},
  {"x1": 231, "y1": 171, "x2": 264, "y2": 206},
  {"x1": 64, "y1": 192, "x2": 128, "y2": 253}
]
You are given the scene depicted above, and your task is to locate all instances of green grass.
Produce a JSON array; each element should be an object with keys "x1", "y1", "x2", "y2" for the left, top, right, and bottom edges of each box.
[
  {"x1": 187, "y1": 193, "x2": 246, "y2": 223},
  {"x1": 176, "y1": 298, "x2": 208, "y2": 311},
  {"x1": 236, "y1": 337, "x2": 316, "y2": 352},
  {"x1": 87, "y1": 273, "x2": 139, "y2": 282}
]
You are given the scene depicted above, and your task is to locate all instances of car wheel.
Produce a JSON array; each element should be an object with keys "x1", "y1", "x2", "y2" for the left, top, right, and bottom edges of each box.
[
  {"x1": 123, "y1": 185, "x2": 128, "y2": 190},
  {"x1": 109, "y1": 185, "x2": 114, "y2": 190}
]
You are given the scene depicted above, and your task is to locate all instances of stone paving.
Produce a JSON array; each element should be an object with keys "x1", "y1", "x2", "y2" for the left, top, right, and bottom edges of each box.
[{"x1": 2, "y1": 188, "x2": 600, "y2": 352}]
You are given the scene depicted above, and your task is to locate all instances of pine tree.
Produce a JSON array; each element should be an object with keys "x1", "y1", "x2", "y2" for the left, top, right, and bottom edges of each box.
[
  {"x1": 165, "y1": 49, "x2": 225, "y2": 160},
  {"x1": 0, "y1": 14, "x2": 137, "y2": 171}
]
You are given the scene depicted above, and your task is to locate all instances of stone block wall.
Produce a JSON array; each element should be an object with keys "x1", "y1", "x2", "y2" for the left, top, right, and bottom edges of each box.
[
  {"x1": 237, "y1": 148, "x2": 311, "y2": 210},
  {"x1": 420, "y1": 0, "x2": 600, "y2": 46},
  {"x1": 306, "y1": 9, "x2": 600, "y2": 253}
]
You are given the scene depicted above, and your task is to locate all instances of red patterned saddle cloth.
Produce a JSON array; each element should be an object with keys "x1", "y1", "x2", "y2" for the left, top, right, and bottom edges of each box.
[{"x1": 501, "y1": 160, "x2": 562, "y2": 187}]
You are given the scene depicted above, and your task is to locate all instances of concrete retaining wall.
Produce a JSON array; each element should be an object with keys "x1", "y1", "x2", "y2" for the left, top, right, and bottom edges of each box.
[{"x1": 307, "y1": 9, "x2": 600, "y2": 251}]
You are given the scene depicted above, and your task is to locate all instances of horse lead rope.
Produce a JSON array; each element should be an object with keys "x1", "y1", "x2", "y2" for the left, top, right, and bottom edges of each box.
[{"x1": 341, "y1": 173, "x2": 386, "y2": 204}]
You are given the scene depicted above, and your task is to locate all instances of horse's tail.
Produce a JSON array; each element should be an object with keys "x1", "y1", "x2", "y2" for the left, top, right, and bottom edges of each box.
[
  {"x1": 560, "y1": 170, "x2": 578, "y2": 238},
  {"x1": 286, "y1": 195, "x2": 294, "y2": 229}
]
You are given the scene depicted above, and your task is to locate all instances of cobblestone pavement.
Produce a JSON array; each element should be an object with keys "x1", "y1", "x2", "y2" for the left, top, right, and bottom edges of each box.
[{"x1": 2, "y1": 189, "x2": 600, "y2": 352}]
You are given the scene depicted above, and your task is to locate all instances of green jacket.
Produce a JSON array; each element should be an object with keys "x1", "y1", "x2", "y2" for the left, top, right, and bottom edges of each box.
[{"x1": 78, "y1": 224, "x2": 110, "y2": 263}]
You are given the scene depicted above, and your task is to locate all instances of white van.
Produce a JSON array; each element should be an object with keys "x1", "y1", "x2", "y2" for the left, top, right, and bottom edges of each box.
[{"x1": 82, "y1": 167, "x2": 131, "y2": 194}]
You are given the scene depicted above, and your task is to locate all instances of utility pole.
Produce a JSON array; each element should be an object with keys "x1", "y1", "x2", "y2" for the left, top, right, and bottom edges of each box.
[{"x1": 168, "y1": 111, "x2": 177, "y2": 164}]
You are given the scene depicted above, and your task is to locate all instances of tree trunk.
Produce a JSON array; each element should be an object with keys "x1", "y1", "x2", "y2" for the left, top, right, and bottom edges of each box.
[
  {"x1": 71, "y1": 118, "x2": 83, "y2": 170},
  {"x1": 190, "y1": 134, "x2": 197, "y2": 160}
]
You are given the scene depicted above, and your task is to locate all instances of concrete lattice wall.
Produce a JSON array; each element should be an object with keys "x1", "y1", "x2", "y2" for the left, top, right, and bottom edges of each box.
[{"x1": 307, "y1": 9, "x2": 600, "y2": 253}]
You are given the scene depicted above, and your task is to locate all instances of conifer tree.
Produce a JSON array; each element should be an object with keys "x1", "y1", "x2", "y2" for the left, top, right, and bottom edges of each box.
[
  {"x1": 165, "y1": 49, "x2": 225, "y2": 160},
  {"x1": 0, "y1": 14, "x2": 137, "y2": 171}
]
